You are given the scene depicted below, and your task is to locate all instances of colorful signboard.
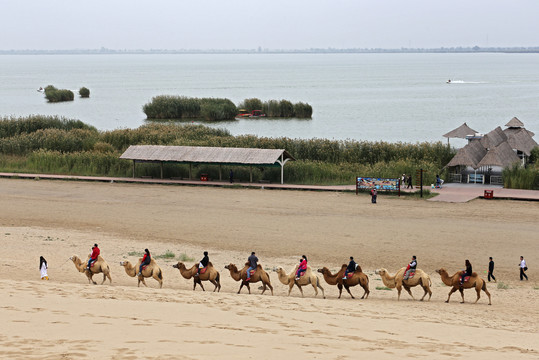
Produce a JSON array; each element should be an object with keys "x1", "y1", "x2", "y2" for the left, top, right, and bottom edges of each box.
[{"x1": 356, "y1": 177, "x2": 399, "y2": 194}]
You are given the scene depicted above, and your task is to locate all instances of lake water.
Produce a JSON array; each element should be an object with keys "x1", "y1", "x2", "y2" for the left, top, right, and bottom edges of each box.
[{"x1": 1, "y1": 53, "x2": 538, "y2": 143}]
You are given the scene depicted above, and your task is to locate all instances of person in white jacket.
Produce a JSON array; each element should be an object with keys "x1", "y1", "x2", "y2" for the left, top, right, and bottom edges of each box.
[
  {"x1": 520, "y1": 256, "x2": 528, "y2": 281},
  {"x1": 40, "y1": 256, "x2": 49, "y2": 280}
]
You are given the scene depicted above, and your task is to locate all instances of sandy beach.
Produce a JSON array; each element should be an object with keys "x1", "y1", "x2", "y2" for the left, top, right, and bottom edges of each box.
[{"x1": 0, "y1": 178, "x2": 537, "y2": 359}]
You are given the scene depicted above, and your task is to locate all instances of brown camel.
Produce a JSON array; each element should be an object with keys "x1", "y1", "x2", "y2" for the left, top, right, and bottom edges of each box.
[
  {"x1": 120, "y1": 258, "x2": 163, "y2": 288},
  {"x1": 173, "y1": 261, "x2": 221, "y2": 292},
  {"x1": 70, "y1": 254, "x2": 112, "y2": 285},
  {"x1": 225, "y1": 263, "x2": 273, "y2": 295},
  {"x1": 375, "y1": 267, "x2": 432, "y2": 301},
  {"x1": 317, "y1": 264, "x2": 369, "y2": 299},
  {"x1": 436, "y1": 268, "x2": 491, "y2": 305},
  {"x1": 273, "y1": 265, "x2": 325, "y2": 298}
]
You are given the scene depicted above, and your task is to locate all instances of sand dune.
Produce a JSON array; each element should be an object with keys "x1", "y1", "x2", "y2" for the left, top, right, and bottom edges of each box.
[{"x1": 0, "y1": 179, "x2": 537, "y2": 359}]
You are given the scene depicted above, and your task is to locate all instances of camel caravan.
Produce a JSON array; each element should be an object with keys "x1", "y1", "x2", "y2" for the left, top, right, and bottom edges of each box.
[{"x1": 68, "y1": 246, "x2": 492, "y2": 305}]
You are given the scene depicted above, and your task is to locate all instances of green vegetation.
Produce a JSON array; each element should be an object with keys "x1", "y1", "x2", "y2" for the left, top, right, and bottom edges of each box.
[
  {"x1": 178, "y1": 253, "x2": 195, "y2": 262},
  {"x1": 376, "y1": 286, "x2": 392, "y2": 291},
  {"x1": 79, "y1": 87, "x2": 90, "y2": 98},
  {"x1": 44, "y1": 85, "x2": 74, "y2": 102},
  {"x1": 0, "y1": 115, "x2": 456, "y2": 185},
  {"x1": 497, "y1": 282, "x2": 509, "y2": 290},
  {"x1": 155, "y1": 250, "x2": 176, "y2": 259},
  {"x1": 127, "y1": 251, "x2": 143, "y2": 257},
  {"x1": 238, "y1": 98, "x2": 313, "y2": 118},
  {"x1": 143, "y1": 96, "x2": 237, "y2": 121},
  {"x1": 502, "y1": 162, "x2": 539, "y2": 190}
]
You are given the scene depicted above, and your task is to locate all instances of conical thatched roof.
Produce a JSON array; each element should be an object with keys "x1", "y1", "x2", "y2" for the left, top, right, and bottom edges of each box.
[
  {"x1": 480, "y1": 126, "x2": 507, "y2": 149},
  {"x1": 503, "y1": 127, "x2": 538, "y2": 156},
  {"x1": 505, "y1": 117, "x2": 524, "y2": 128},
  {"x1": 446, "y1": 140, "x2": 487, "y2": 169},
  {"x1": 443, "y1": 123, "x2": 478, "y2": 139},
  {"x1": 476, "y1": 141, "x2": 521, "y2": 168}
]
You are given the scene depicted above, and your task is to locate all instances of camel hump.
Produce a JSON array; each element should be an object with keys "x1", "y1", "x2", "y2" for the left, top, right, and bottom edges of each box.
[
  {"x1": 207, "y1": 261, "x2": 214, "y2": 268},
  {"x1": 471, "y1": 272, "x2": 478, "y2": 277},
  {"x1": 97, "y1": 255, "x2": 105, "y2": 262},
  {"x1": 256, "y1": 264, "x2": 263, "y2": 269}
]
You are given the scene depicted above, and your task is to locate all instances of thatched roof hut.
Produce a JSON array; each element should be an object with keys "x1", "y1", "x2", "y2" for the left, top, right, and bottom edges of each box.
[
  {"x1": 443, "y1": 123, "x2": 478, "y2": 139},
  {"x1": 476, "y1": 141, "x2": 521, "y2": 168},
  {"x1": 445, "y1": 140, "x2": 487, "y2": 169},
  {"x1": 505, "y1": 117, "x2": 525, "y2": 128},
  {"x1": 480, "y1": 126, "x2": 507, "y2": 149},
  {"x1": 503, "y1": 127, "x2": 538, "y2": 156}
]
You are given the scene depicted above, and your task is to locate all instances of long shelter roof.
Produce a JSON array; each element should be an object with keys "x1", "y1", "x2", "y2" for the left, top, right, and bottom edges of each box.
[
  {"x1": 120, "y1": 145, "x2": 295, "y2": 165},
  {"x1": 443, "y1": 123, "x2": 478, "y2": 139}
]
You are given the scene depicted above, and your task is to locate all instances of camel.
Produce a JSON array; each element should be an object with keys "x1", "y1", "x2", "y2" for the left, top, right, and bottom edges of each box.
[
  {"x1": 172, "y1": 261, "x2": 221, "y2": 292},
  {"x1": 273, "y1": 265, "x2": 325, "y2": 298},
  {"x1": 120, "y1": 258, "x2": 163, "y2": 288},
  {"x1": 436, "y1": 268, "x2": 491, "y2": 305},
  {"x1": 317, "y1": 264, "x2": 369, "y2": 299},
  {"x1": 375, "y1": 267, "x2": 432, "y2": 301},
  {"x1": 70, "y1": 254, "x2": 112, "y2": 285},
  {"x1": 225, "y1": 263, "x2": 273, "y2": 295}
]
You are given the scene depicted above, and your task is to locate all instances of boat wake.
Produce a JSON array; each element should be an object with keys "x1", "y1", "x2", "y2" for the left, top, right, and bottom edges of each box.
[{"x1": 446, "y1": 80, "x2": 485, "y2": 84}]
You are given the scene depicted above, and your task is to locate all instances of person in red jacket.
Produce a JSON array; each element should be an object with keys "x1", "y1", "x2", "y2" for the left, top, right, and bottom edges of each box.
[
  {"x1": 295, "y1": 255, "x2": 308, "y2": 280},
  {"x1": 86, "y1": 244, "x2": 100, "y2": 271},
  {"x1": 138, "y1": 249, "x2": 151, "y2": 276}
]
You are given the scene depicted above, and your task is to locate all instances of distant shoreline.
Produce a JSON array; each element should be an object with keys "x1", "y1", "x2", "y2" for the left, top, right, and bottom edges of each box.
[{"x1": 2, "y1": 46, "x2": 539, "y2": 55}]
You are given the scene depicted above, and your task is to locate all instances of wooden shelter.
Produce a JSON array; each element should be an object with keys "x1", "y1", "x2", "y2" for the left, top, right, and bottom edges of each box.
[
  {"x1": 120, "y1": 145, "x2": 295, "y2": 184},
  {"x1": 445, "y1": 140, "x2": 487, "y2": 169},
  {"x1": 443, "y1": 123, "x2": 478, "y2": 145},
  {"x1": 476, "y1": 141, "x2": 520, "y2": 168}
]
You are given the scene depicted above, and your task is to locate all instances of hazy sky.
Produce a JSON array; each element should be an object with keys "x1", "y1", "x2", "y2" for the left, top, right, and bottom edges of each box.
[{"x1": 3, "y1": 0, "x2": 539, "y2": 50}]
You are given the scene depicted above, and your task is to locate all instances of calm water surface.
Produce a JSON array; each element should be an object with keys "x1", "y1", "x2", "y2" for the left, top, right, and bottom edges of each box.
[{"x1": 1, "y1": 53, "x2": 538, "y2": 143}]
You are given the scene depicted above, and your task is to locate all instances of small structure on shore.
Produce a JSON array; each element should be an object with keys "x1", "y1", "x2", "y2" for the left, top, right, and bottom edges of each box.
[{"x1": 444, "y1": 117, "x2": 537, "y2": 184}]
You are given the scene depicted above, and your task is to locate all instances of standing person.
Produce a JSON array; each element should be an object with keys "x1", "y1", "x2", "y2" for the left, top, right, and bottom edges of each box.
[
  {"x1": 488, "y1": 257, "x2": 496, "y2": 282},
  {"x1": 520, "y1": 256, "x2": 528, "y2": 281},
  {"x1": 196, "y1": 251, "x2": 209, "y2": 277},
  {"x1": 138, "y1": 249, "x2": 151, "y2": 276},
  {"x1": 435, "y1": 174, "x2": 442, "y2": 188},
  {"x1": 460, "y1": 259, "x2": 473, "y2": 285},
  {"x1": 407, "y1": 175, "x2": 413, "y2": 189},
  {"x1": 401, "y1": 174, "x2": 406, "y2": 187},
  {"x1": 229, "y1": 169, "x2": 234, "y2": 183},
  {"x1": 40, "y1": 256, "x2": 48, "y2": 280},
  {"x1": 343, "y1": 256, "x2": 357, "y2": 279},
  {"x1": 404, "y1": 255, "x2": 417, "y2": 280},
  {"x1": 295, "y1": 255, "x2": 308, "y2": 280},
  {"x1": 370, "y1": 187, "x2": 377, "y2": 204},
  {"x1": 86, "y1": 243, "x2": 100, "y2": 271},
  {"x1": 246, "y1": 251, "x2": 258, "y2": 281}
]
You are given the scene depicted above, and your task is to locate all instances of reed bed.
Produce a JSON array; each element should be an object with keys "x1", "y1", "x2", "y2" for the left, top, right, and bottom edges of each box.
[
  {"x1": 143, "y1": 96, "x2": 236, "y2": 121},
  {"x1": 0, "y1": 116, "x2": 457, "y2": 185},
  {"x1": 502, "y1": 163, "x2": 539, "y2": 190},
  {"x1": 79, "y1": 87, "x2": 90, "y2": 98},
  {"x1": 238, "y1": 98, "x2": 313, "y2": 118},
  {"x1": 44, "y1": 85, "x2": 74, "y2": 102}
]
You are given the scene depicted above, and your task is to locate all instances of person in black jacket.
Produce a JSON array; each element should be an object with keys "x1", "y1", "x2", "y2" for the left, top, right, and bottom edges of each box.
[
  {"x1": 246, "y1": 252, "x2": 258, "y2": 281},
  {"x1": 343, "y1": 257, "x2": 357, "y2": 279},
  {"x1": 196, "y1": 251, "x2": 209, "y2": 277},
  {"x1": 488, "y1": 257, "x2": 496, "y2": 282},
  {"x1": 460, "y1": 259, "x2": 473, "y2": 285}
]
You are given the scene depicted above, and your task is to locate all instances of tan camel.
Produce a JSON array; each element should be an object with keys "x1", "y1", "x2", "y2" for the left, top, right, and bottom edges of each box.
[
  {"x1": 70, "y1": 254, "x2": 112, "y2": 285},
  {"x1": 225, "y1": 263, "x2": 273, "y2": 295},
  {"x1": 317, "y1": 264, "x2": 369, "y2": 299},
  {"x1": 173, "y1": 261, "x2": 221, "y2": 292},
  {"x1": 273, "y1": 265, "x2": 325, "y2": 298},
  {"x1": 375, "y1": 267, "x2": 432, "y2": 301},
  {"x1": 436, "y1": 268, "x2": 491, "y2": 305},
  {"x1": 120, "y1": 258, "x2": 163, "y2": 288}
]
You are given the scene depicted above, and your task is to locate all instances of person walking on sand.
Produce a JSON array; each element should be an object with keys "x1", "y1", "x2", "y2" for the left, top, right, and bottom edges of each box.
[
  {"x1": 520, "y1": 256, "x2": 528, "y2": 281},
  {"x1": 370, "y1": 188, "x2": 377, "y2": 204},
  {"x1": 488, "y1": 257, "x2": 496, "y2": 282},
  {"x1": 406, "y1": 175, "x2": 413, "y2": 189},
  {"x1": 40, "y1": 256, "x2": 49, "y2": 280}
]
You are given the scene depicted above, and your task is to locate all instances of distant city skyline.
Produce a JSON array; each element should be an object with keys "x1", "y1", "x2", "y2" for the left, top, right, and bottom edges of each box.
[{"x1": 3, "y1": 1, "x2": 539, "y2": 50}]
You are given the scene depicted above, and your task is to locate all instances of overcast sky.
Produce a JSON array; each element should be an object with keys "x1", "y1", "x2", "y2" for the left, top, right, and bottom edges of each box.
[{"x1": 3, "y1": 0, "x2": 539, "y2": 50}]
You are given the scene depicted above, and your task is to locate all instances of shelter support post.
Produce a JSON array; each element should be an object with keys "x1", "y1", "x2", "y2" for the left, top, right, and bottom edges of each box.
[
  {"x1": 160, "y1": 162, "x2": 163, "y2": 179},
  {"x1": 189, "y1": 164, "x2": 192, "y2": 180},
  {"x1": 132, "y1": 160, "x2": 135, "y2": 178},
  {"x1": 219, "y1": 165, "x2": 222, "y2": 181},
  {"x1": 277, "y1": 154, "x2": 291, "y2": 184},
  {"x1": 250, "y1": 166, "x2": 252, "y2": 183}
]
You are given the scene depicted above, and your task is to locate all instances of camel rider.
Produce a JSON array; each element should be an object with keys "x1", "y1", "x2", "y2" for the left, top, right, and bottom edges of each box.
[
  {"x1": 460, "y1": 259, "x2": 473, "y2": 285},
  {"x1": 343, "y1": 256, "x2": 356, "y2": 279},
  {"x1": 295, "y1": 255, "x2": 308, "y2": 280},
  {"x1": 196, "y1": 251, "x2": 209, "y2": 277},
  {"x1": 246, "y1": 251, "x2": 258, "y2": 281},
  {"x1": 86, "y1": 243, "x2": 100, "y2": 271},
  {"x1": 404, "y1": 255, "x2": 417, "y2": 280},
  {"x1": 138, "y1": 249, "x2": 151, "y2": 276}
]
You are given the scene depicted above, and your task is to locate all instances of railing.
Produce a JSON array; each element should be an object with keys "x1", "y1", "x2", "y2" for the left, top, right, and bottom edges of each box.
[
  {"x1": 468, "y1": 174, "x2": 485, "y2": 184},
  {"x1": 490, "y1": 175, "x2": 503, "y2": 185},
  {"x1": 449, "y1": 173, "x2": 462, "y2": 183}
]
